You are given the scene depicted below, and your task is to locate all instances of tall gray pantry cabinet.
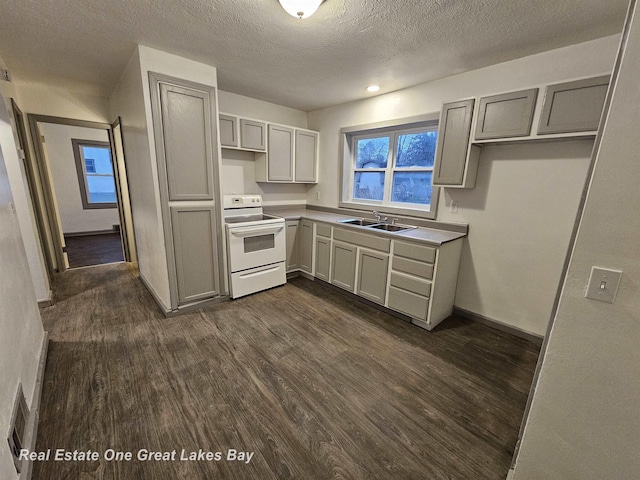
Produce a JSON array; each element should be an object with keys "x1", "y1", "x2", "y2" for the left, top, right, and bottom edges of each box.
[{"x1": 149, "y1": 72, "x2": 224, "y2": 309}]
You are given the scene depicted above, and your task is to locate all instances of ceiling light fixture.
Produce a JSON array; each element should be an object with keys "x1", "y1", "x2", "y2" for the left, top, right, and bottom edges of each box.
[
  {"x1": 366, "y1": 85, "x2": 380, "y2": 92},
  {"x1": 278, "y1": 0, "x2": 324, "y2": 19}
]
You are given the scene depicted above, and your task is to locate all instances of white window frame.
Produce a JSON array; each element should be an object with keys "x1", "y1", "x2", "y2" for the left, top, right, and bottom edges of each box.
[{"x1": 339, "y1": 114, "x2": 440, "y2": 219}]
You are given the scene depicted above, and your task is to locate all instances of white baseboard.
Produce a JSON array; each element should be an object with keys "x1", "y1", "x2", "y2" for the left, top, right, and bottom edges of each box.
[{"x1": 20, "y1": 332, "x2": 49, "y2": 480}]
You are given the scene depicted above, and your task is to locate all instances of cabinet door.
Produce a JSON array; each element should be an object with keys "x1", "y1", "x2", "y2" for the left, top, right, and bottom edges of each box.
[
  {"x1": 433, "y1": 99, "x2": 475, "y2": 186},
  {"x1": 219, "y1": 114, "x2": 238, "y2": 147},
  {"x1": 240, "y1": 119, "x2": 266, "y2": 150},
  {"x1": 268, "y1": 125, "x2": 294, "y2": 181},
  {"x1": 159, "y1": 83, "x2": 214, "y2": 200},
  {"x1": 285, "y1": 220, "x2": 299, "y2": 272},
  {"x1": 295, "y1": 130, "x2": 318, "y2": 183},
  {"x1": 299, "y1": 220, "x2": 314, "y2": 273},
  {"x1": 357, "y1": 248, "x2": 389, "y2": 304},
  {"x1": 475, "y1": 88, "x2": 538, "y2": 140},
  {"x1": 315, "y1": 236, "x2": 331, "y2": 281},
  {"x1": 330, "y1": 241, "x2": 357, "y2": 292},
  {"x1": 170, "y1": 206, "x2": 220, "y2": 305},
  {"x1": 537, "y1": 75, "x2": 610, "y2": 134}
]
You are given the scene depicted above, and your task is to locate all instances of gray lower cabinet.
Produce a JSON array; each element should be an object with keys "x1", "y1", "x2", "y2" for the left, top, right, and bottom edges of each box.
[
  {"x1": 299, "y1": 220, "x2": 314, "y2": 273},
  {"x1": 170, "y1": 206, "x2": 220, "y2": 305},
  {"x1": 537, "y1": 75, "x2": 610, "y2": 134},
  {"x1": 433, "y1": 99, "x2": 479, "y2": 188},
  {"x1": 330, "y1": 241, "x2": 357, "y2": 292},
  {"x1": 285, "y1": 220, "x2": 299, "y2": 272},
  {"x1": 356, "y1": 248, "x2": 389, "y2": 304},
  {"x1": 315, "y1": 236, "x2": 331, "y2": 281},
  {"x1": 475, "y1": 88, "x2": 538, "y2": 140}
]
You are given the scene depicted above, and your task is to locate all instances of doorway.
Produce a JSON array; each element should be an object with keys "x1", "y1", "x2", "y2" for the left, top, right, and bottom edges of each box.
[{"x1": 25, "y1": 114, "x2": 136, "y2": 272}]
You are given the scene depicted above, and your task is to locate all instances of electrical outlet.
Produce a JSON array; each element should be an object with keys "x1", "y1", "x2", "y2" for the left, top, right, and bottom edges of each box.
[
  {"x1": 585, "y1": 267, "x2": 622, "y2": 304},
  {"x1": 315, "y1": 191, "x2": 320, "y2": 200},
  {"x1": 450, "y1": 201, "x2": 459, "y2": 213}
]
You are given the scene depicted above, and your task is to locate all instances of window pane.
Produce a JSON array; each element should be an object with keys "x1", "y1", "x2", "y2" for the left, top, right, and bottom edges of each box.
[
  {"x1": 395, "y1": 131, "x2": 438, "y2": 167},
  {"x1": 82, "y1": 146, "x2": 114, "y2": 175},
  {"x1": 391, "y1": 171, "x2": 433, "y2": 205},
  {"x1": 86, "y1": 175, "x2": 117, "y2": 203},
  {"x1": 356, "y1": 137, "x2": 389, "y2": 168},
  {"x1": 354, "y1": 171, "x2": 385, "y2": 201}
]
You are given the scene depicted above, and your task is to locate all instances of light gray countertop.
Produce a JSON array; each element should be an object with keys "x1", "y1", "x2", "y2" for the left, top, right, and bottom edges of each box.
[{"x1": 265, "y1": 208, "x2": 467, "y2": 246}]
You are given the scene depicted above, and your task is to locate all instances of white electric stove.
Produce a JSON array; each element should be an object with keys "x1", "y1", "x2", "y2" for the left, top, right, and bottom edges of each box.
[{"x1": 223, "y1": 195, "x2": 286, "y2": 298}]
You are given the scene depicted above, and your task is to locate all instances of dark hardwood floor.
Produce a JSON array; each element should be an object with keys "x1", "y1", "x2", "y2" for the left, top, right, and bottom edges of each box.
[
  {"x1": 64, "y1": 233, "x2": 124, "y2": 268},
  {"x1": 35, "y1": 264, "x2": 539, "y2": 480}
]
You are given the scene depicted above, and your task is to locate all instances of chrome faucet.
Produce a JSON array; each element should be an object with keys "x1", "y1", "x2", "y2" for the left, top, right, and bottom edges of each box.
[
  {"x1": 372, "y1": 211, "x2": 388, "y2": 223},
  {"x1": 391, "y1": 217, "x2": 399, "y2": 225}
]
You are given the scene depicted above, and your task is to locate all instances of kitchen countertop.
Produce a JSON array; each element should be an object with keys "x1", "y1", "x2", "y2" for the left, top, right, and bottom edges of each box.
[{"x1": 266, "y1": 208, "x2": 467, "y2": 246}]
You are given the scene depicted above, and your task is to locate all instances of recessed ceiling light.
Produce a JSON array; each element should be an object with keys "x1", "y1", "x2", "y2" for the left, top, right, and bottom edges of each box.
[{"x1": 366, "y1": 85, "x2": 380, "y2": 93}]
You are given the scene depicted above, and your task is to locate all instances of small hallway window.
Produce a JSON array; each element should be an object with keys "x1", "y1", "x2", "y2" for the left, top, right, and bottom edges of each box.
[{"x1": 72, "y1": 139, "x2": 117, "y2": 209}]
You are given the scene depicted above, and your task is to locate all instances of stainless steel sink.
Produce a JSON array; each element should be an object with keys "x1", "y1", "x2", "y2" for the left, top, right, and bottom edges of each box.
[
  {"x1": 367, "y1": 223, "x2": 416, "y2": 232},
  {"x1": 338, "y1": 218, "x2": 380, "y2": 226}
]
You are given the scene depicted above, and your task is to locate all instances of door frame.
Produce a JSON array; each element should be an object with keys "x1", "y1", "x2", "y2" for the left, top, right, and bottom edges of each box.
[
  {"x1": 26, "y1": 114, "x2": 134, "y2": 272},
  {"x1": 10, "y1": 100, "x2": 54, "y2": 277}
]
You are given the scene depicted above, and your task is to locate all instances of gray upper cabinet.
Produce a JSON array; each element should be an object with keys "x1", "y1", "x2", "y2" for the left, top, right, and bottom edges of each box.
[
  {"x1": 295, "y1": 130, "x2": 318, "y2": 183},
  {"x1": 240, "y1": 119, "x2": 266, "y2": 150},
  {"x1": 159, "y1": 83, "x2": 214, "y2": 201},
  {"x1": 219, "y1": 114, "x2": 238, "y2": 147},
  {"x1": 170, "y1": 206, "x2": 220, "y2": 304},
  {"x1": 475, "y1": 88, "x2": 538, "y2": 140},
  {"x1": 537, "y1": 75, "x2": 610, "y2": 134},
  {"x1": 267, "y1": 124, "x2": 294, "y2": 181},
  {"x1": 433, "y1": 99, "x2": 477, "y2": 187}
]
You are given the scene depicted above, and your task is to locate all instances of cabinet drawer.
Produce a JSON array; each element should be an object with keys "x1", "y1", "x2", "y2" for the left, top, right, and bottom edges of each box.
[
  {"x1": 393, "y1": 241, "x2": 436, "y2": 264},
  {"x1": 333, "y1": 228, "x2": 390, "y2": 253},
  {"x1": 390, "y1": 272, "x2": 431, "y2": 297},
  {"x1": 387, "y1": 286, "x2": 429, "y2": 320},
  {"x1": 316, "y1": 223, "x2": 332, "y2": 238},
  {"x1": 392, "y1": 257, "x2": 434, "y2": 280}
]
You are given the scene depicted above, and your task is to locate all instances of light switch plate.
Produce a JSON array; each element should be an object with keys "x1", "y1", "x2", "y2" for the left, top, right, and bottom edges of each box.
[{"x1": 585, "y1": 267, "x2": 622, "y2": 303}]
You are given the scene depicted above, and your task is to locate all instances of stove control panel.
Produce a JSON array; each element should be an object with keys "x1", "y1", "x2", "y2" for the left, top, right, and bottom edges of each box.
[{"x1": 223, "y1": 194, "x2": 263, "y2": 209}]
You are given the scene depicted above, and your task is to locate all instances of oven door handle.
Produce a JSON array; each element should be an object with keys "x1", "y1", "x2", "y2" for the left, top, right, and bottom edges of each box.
[{"x1": 229, "y1": 224, "x2": 284, "y2": 237}]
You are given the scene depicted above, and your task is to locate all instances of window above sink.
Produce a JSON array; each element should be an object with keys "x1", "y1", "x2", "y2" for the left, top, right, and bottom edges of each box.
[{"x1": 339, "y1": 113, "x2": 441, "y2": 220}]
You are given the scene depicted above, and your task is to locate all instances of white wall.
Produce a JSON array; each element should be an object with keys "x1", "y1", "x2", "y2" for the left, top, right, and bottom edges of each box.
[
  {"x1": 0, "y1": 91, "x2": 45, "y2": 480},
  {"x1": 109, "y1": 45, "x2": 221, "y2": 310},
  {"x1": 0, "y1": 57, "x2": 50, "y2": 302},
  {"x1": 512, "y1": 2, "x2": 640, "y2": 478},
  {"x1": 307, "y1": 35, "x2": 620, "y2": 336},
  {"x1": 13, "y1": 81, "x2": 110, "y2": 123},
  {"x1": 109, "y1": 48, "x2": 170, "y2": 308},
  {"x1": 218, "y1": 90, "x2": 310, "y2": 205},
  {"x1": 39, "y1": 123, "x2": 119, "y2": 233}
]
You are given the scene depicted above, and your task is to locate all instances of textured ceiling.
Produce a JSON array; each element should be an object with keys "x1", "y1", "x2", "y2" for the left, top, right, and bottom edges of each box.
[{"x1": 0, "y1": 0, "x2": 629, "y2": 111}]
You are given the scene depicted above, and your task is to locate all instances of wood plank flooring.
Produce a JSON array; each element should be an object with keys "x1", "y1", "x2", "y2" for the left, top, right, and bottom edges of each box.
[
  {"x1": 64, "y1": 233, "x2": 124, "y2": 268},
  {"x1": 34, "y1": 264, "x2": 539, "y2": 480}
]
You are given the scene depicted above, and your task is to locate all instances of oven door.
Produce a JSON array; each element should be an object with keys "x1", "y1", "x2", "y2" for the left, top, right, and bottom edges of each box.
[{"x1": 226, "y1": 223, "x2": 286, "y2": 272}]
